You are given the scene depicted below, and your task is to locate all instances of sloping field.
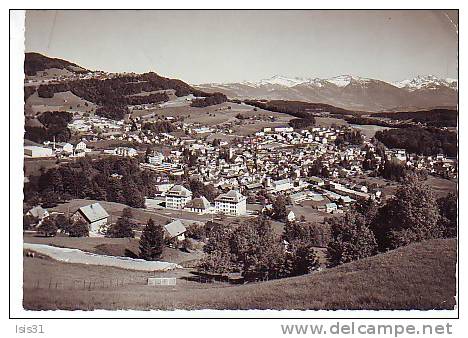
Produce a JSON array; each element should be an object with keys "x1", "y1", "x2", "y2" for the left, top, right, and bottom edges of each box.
[
  {"x1": 23, "y1": 238, "x2": 456, "y2": 311},
  {"x1": 24, "y1": 243, "x2": 180, "y2": 271},
  {"x1": 25, "y1": 91, "x2": 96, "y2": 115}
]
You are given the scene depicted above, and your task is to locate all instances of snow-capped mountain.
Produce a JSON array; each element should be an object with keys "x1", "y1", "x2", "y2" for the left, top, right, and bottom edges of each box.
[
  {"x1": 393, "y1": 75, "x2": 458, "y2": 91},
  {"x1": 243, "y1": 75, "x2": 309, "y2": 88},
  {"x1": 195, "y1": 75, "x2": 457, "y2": 111}
]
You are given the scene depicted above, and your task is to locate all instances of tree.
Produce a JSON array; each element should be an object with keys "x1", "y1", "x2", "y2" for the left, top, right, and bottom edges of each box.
[
  {"x1": 23, "y1": 214, "x2": 37, "y2": 230},
  {"x1": 230, "y1": 217, "x2": 285, "y2": 281},
  {"x1": 271, "y1": 195, "x2": 288, "y2": 221},
  {"x1": 354, "y1": 198, "x2": 379, "y2": 225},
  {"x1": 54, "y1": 214, "x2": 71, "y2": 233},
  {"x1": 199, "y1": 222, "x2": 234, "y2": 274},
  {"x1": 372, "y1": 176, "x2": 442, "y2": 250},
  {"x1": 284, "y1": 240, "x2": 320, "y2": 276},
  {"x1": 68, "y1": 219, "x2": 89, "y2": 237},
  {"x1": 437, "y1": 192, "x2": 457, "y2": 238},
  {"x1": 139, "y1": 218, "x2": 165, "y2": 260},
  {"x1": 283, "y1": 221, "x2": 330, "y2": 247},
  {"x1": 327, "y1": 211, "x2": 378, "y2": 267},
  {"x1": 38, "y1": 217, "x2": 58, "y2": 237},
  {"x1": 107, "y1": 207, "x2": 135, "y2": 238}
]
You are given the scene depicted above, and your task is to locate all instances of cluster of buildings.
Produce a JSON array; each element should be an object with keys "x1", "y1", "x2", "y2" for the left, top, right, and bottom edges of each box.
[
  {"x1": 24, "y1": 140, "x2": 89, "y2": 158},
  {"x1": 26, "y1": 202, "x2": 190, "y2": 242},
  {"x1": 154, "y1": 184, "x2": 248, "y2": 216}
]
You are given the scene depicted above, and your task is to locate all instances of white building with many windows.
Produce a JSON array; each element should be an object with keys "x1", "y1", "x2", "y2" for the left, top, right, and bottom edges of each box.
[
  {"x1": 215, "y1": 190, "x2": 247, "y2": 216},
  {"x1": 165, "y1": 185, "x2": 192, "y2": 210}
]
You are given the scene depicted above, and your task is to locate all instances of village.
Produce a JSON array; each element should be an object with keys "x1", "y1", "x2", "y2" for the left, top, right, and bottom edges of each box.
[{"x1": 24, "y1": 103, "x2": 457, "y2": 244}]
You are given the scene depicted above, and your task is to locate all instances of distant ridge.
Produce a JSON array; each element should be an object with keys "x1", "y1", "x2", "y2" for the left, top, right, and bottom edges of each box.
[
  {"x1": 24, "y1": 52, "x2": 88, "y2": 76},
  {"x1": 196, "y1": 74, "x2": 458, "y2": 112}
]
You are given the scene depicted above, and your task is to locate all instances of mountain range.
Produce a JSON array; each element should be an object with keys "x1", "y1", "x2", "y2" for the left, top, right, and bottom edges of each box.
[
  {"x1": 195, "y1": 74, "x2": 458, "y2": 112},
  {"x1": 24, "y1": 53, "x2": 458, "y2": 113}
]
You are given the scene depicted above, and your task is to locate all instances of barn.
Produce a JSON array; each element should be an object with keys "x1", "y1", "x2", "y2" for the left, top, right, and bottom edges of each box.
[{"x1": 71, "y1": 203, "x2": 109, "y2": 233}]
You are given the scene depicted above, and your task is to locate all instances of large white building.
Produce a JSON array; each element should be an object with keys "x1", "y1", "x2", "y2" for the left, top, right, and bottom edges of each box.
[
  {"x1": 24, "y1": 146, "x2": 53, "y2": 158},
  {"x1": 215, "y1": 190, "x2": 247, "y2": 216},
  {"x1": 165, "y1": 185, "x2": 192, "y2": 210}
]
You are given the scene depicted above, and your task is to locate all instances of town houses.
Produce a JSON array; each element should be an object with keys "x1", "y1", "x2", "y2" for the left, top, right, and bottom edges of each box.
[{"x1": 24, "y1": 105, "x2": 457, "y2": 222}]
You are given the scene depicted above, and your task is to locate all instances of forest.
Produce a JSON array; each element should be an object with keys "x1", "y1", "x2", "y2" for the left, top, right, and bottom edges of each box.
[
  {"x1": 371, "y1": 109, "x2": 457, "y2": 128},
  {"x1": 30, "y1": 72, "x2": 227, "y2": 120},
  {"x1": 24, "y1": 157, "x2": 159, "y2": 209},
  {"x1": 24, "y1": 52, "x2": 88, "y2": 76},
  {"x1": 374, "y1": 126, "x2": 457, "y2": 157},
  {"x1": 191, "y1": 92, "x2": 228, "y2": 107},
  {"x1": 24, "y1": 111, "x2": 73, "y2": 143}
]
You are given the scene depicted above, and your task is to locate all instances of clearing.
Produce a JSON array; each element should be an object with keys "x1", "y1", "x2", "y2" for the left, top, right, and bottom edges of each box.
[{"x1": 23, "y1": 238, "x2": 456, "y2": 311}]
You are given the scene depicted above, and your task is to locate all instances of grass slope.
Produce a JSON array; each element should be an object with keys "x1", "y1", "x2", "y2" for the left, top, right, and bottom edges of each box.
[{"x1": 23, "y1": 238, "x2": 456, "y2": 311}]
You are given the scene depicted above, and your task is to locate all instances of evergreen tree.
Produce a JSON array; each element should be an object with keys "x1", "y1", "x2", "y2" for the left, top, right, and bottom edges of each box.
[
  {"x1": 139, "y1": 218, "x2": 165, "y2": 261},
  {"x1": 107, "y1": 207, "x2": 135, "y2": 238}
]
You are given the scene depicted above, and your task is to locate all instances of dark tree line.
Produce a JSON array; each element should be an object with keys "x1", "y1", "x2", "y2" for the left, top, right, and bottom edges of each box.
[
  {"x1": 244, "y1": 100, "x2": 353, "y2": 117},
  {"x1": 25, "y1": 111, "x2": 73, "y2": 143},
  {"x1": 24, "y1": 52, "x2": 87, "y2": 76},
  {"x1": 142, "y1": 120, "x2": 176, "y2": 134},
  {"x1": 335, "y1": 129, "x2": 363, "y2": 146},
  {"x1": 371, "y1": 109, "x2": 458, "y2": 128},
  {"x1": 375, "y1": 127, "x2": 457, "y2": 157},
  {"x1": 190, "y1": 92, "x2": 228, "y2": 107},
  {"x1": 33, "y1": 72, "x2": 222, "y2": 120},
  {"x1": 25, "y1": 157, "x2": 159, "y2": 208}
]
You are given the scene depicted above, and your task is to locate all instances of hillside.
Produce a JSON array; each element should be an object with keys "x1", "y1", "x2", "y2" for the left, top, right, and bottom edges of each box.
[
  {"x1": 23, "y1": 238, "x2": 456, "y2": 310},
  {"x1": 196, "y1": 75, "x2": 458, "y2": 112},
  {"x1": 24, "y1": 52, "x2": 88, "y2": 76}
]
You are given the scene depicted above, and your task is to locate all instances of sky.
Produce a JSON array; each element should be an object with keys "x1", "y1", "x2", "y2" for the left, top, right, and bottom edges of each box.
[{"x1": 24, "y1": 10, "x2": 458, "y2": 84}]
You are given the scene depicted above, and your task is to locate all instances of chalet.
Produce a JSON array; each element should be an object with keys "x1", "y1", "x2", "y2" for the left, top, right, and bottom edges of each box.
[
  {"x1": 164, "y1": 219, "x2": 187, "y2": 241},
  {"x1": 290, "y1": 191, "x2": 308, "y2": 204},
  {"x1": 215, "y1": 190, "x2": 247, "y2": 216},
  {"x1": 165, "y1": 185, "x2": 192, "y2": 209},
  {"x1": 71, "y1": 202, "x2": 109, "y2": 233},
  {"x1": 184, "y1": 196, "x2": 211, "y2": 214},
  {"x1": 26, "y1": 206, "x2": 49, "y2": 225}
]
